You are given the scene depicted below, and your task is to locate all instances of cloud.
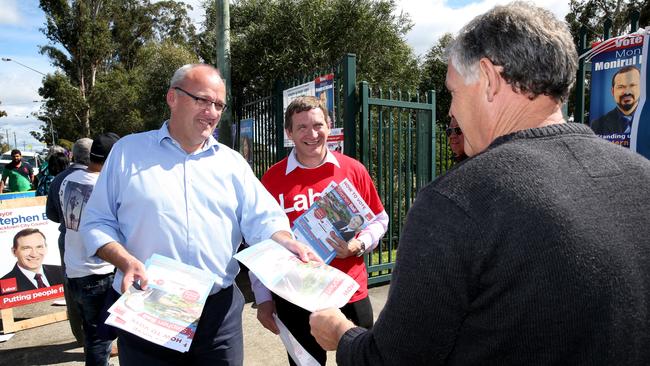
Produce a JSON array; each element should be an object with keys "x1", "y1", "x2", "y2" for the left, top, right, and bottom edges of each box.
[
  {"x1": 0, "y1": 0, "x2": 21, "y2": 25},
  {"x1": 395, "y1": 0, "x2": 571, "y2": 57}
]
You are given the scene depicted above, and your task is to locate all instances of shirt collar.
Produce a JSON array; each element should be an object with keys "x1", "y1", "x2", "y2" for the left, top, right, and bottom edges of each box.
[
  {"x1": 156, "y1": 120, "x2": 219, "y2": 154},
  {"x1": 17, "y1": 265, "x2": 44, "y2": 282},
  {"x1": 285, "y1": 148, "x2": 340, "y2": 175}
]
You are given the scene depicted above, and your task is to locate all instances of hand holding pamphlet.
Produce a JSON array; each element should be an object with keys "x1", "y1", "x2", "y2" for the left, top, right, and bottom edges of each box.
[
  {"x1": 105, "y1": 254, "x2": 216, "y2": 352},
  {"x1": 234, "y1": 239, "x2": 358, "y2": 312},
  {"x1": 292, "y1": 178, "x2": 375, "y2": 263}
]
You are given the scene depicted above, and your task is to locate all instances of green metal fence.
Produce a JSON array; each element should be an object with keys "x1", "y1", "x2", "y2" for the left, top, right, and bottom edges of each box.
[
  {"x1": 235, "y1": 54, "x2": 452, "y2": 285},
  {"x1": 358, "y1": 83, "x2": 436, "y2": 284}
]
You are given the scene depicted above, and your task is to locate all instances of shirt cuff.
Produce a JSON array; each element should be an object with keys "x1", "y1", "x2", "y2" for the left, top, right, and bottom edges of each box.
[{"x1": 249, "y1": 271, "x2": 273, "y2": 304}]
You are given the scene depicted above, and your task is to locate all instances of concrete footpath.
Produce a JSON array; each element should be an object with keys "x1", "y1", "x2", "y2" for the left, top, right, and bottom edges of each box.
[{"x1": 0, "y1": 272, "x2": 390, "y2": 366}]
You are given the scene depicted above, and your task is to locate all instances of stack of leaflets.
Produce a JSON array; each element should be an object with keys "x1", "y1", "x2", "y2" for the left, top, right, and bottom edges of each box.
[
  {"x1": 292, "y1": 178, "x2": 375, "y2": 263},
  {"x1": 105, "y1": 254, "x2": 216, "y2": 352}
]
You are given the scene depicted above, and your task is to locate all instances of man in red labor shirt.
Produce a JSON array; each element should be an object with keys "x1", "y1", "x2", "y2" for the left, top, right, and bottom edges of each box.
[{"x1": 252, "y1": 96, "x2": 388, "y2": 365}]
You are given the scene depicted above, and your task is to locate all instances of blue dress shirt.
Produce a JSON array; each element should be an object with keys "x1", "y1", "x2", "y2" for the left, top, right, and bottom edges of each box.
[{"x1": 80, "y1": 122, "x2": 290, "y2": 294}]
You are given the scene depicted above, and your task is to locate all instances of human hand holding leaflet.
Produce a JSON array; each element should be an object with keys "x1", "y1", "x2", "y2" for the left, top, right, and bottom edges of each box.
[{"x1": 234, "y1": 239, "x2": 358, "y2": 312}]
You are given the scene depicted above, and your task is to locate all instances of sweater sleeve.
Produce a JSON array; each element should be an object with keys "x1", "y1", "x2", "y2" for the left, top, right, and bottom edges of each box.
[{"x1": 336, "y1": 187, "x2": 483, "y2": 365}]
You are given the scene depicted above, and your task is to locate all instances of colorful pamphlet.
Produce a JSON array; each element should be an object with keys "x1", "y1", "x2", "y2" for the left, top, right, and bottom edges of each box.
[
  {"x1": 105, "y1": 254, "x2": 216, "y2": 352},
  {"x1": 292, "y1": 179, "x2": 375, "y2": 263}
]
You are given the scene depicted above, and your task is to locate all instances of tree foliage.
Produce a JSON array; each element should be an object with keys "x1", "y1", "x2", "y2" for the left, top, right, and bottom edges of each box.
[
  {"x1": 201, "y1": 0, "x2": 420, "y2": 103},
  {"x1": 36, "y1": 0, "x2": 196, "y2": 143},
  {"x1": 0, "y1": 101, "x2": 7, "y2": 118},
  {"x1": 565, "y1": 0, "x2": 646, "y2": 48},
  {"x1": 419, "y1": 33, "x2": 453, "y2": 127}
]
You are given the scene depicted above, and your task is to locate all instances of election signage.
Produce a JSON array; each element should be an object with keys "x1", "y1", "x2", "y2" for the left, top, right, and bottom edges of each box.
[
  {"x1": 282, "y1": 73, "x2": 338, "y2": 148},
  {"x1": 631, "y1": 29, "x2": 650, "y2": 160},
  {"x1": 588, "y1": 34, "x2": 644, "y2": 148},
  {"x1": 0, "y1": 197, "x2": 64, "y2": 309},
  {"x1": 239, "y1": 118, "x2": 254, "y2": 166}
]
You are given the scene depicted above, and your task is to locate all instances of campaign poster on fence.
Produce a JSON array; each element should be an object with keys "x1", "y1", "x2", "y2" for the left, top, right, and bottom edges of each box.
[
  {"x1": 239, "y1": 118, "x2": 254, "y2": 166},
  {"x1": 631, "y1": 31, "x2": 650, "y2": 160},
  {"x1": 589, "y1": 35, "x2": 644, "y2": 148},
  {"x1": 0, "y1": 197, "x2": 64, "y2": 309},
  {"x1": 282, "y1": 73, "x2": 336, "y2": 147},
  {"x1": 315, "y1": 73, "x2": 335, "y2": 127}
]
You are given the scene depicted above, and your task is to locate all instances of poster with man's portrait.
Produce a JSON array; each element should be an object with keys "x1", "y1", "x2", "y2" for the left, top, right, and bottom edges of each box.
[
  {"x1": 0, "y1": 197, "x2": 64, "y2": 309},
  {"x1": 589, "y1": 35, "x2": 644, "y2": 148}
]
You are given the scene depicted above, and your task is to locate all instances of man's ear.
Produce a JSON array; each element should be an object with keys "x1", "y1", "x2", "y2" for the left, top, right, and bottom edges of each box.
[
  {"x1": 479, "y1": 58, "x2": 502, "y2": 103},
  {"x1": 166, "y1": 88, "x2": 176, "y2": 109}
]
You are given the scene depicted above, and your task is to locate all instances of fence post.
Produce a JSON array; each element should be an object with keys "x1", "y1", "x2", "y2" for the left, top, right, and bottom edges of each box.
[
  {"x1": 604, "y1": 18, "x2": 613, "y2": 39},
  {"x1": 273, "y1": 79, "x2": 286, "y2": 161},
  {"x1": 359, "y1": 81, "x2": 370, "y2": 167},
  {"x1": 343, "y1": 53, "x2": 357, "y2": 158},
  {"x1": 575, "y1": 26, "x2": 588, "y2": 125},
  {"x1": 429, "y1": 90, "x2": 436, "y2": 181},
  {"x1": 631, "y1": 9, "x2": 640, "y2": 31}
]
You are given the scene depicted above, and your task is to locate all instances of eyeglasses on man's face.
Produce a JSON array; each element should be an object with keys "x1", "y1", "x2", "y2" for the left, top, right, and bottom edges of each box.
[
  {"x1": 173, "y1": 87, "x2": 228, "y2": 112},
  {"x1": 445, "y1": 127, "x2": 462, "y2": 137}
]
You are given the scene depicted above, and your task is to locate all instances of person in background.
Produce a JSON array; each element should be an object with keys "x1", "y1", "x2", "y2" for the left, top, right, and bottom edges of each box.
[
  {"x1": 60, "y1": 133, "x2": 119, "y2": 366},
  {"x1": 46, "y1": 137, "x2": 93, "y2": 347},
  {"x1": 80, "y1": 64, "x2": 318, "y2": 365},
  {"x1": 36, "y1": 146, "x2": 70, "y2": 196},
  {"x1": 309, "y1": 2, "x2": 650, "y2": 365},
  {"x1": 254, "y1": 96, "x2": 388, "y2": 365},
  {"x1": 446, "y1": 116, "x2": 467, "y2": 163},
  {"x1": 0, "y1": 149, "x2": 34, "y2": 192}
]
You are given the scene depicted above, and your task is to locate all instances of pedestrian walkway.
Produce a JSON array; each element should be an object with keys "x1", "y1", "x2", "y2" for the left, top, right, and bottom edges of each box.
[{"x1": 0, "y1": 274, "x2": 390, "y2": 366}]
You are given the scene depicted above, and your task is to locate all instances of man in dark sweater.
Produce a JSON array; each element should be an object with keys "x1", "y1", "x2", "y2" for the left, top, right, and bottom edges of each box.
[{"x1": 310, "y1": 2, "x2": 650, "y2": 365}]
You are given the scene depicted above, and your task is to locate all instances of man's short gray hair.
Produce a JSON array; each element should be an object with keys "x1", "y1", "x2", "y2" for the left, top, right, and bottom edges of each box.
[
  {"x1": 72, "y1": 138, "x2": 92, "y2": 165},
  {"x1": 447, "y1": 1, "x2": 577, "y2": 102},
  {"x1": 169, "y1": 64, "x2": 223, "y2": 88}
]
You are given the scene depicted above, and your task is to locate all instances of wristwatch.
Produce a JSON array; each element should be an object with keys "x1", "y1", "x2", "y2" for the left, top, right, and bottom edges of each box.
[{"x1": 356, "y1": 241, "x2": 366, "y2": 257}]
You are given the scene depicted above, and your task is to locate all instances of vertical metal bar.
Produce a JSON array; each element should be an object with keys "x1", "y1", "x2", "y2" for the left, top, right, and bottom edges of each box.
[
  {"x1": 429, "y1": 89, "x2": 436, "y2": 181},
  {"x1": 575, "y1": 26, "x2": 587, "y2": 125},
  {"x1": 360, "y1": 81, "x2": 370, "y2": 167},
  {"x1": 273, "y1": 80, "x2": 286, "y2": 161},
  {"x1": 343, "y1": 54, "x2": 357, "y2": 158},
  {"x1": 387, "y1": 89, "x2": 394, "y2": 263},
  {"x1": 631, "y1": 9, "x2": 640, "y2": 32},
  {"x1": 604, "y1": 18, "x2": 612, "y2": 40}
]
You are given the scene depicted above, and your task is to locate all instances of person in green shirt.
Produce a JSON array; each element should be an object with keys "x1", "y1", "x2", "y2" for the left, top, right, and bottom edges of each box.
[{"x1": 1, "y1": 149, "x2": 34, "y2": 192}]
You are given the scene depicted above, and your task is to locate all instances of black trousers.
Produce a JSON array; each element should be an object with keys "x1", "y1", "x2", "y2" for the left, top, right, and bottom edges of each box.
[{"x1": 274, "y1": 294, "x2": 373, "y2": 366}]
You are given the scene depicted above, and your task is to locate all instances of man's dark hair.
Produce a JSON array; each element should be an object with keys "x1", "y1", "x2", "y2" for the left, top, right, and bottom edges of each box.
[
  {"x1": 11, "y1": 149, "x2": 21, "y2": 156},
  {"x1": 13, "y1": 228, "x2": 46, "y2": 250},
  {"x1": 48, "y1": 152, "x2": 70, "y2": 176},
  {"x1": 611, "y1": 66, "x2": 640, "y2": 87},
  {"x1": 284, "y1": 96, "x2": 329, "y2": 130}
]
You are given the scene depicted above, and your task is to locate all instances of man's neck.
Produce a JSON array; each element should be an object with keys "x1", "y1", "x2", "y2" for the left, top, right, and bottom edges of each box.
[
  {"x1": 295, "y1": 151, "x2": 327, "y2": 168},
  {"x1": 491, "y1": 94, "x2": 565, "y2": 139}
]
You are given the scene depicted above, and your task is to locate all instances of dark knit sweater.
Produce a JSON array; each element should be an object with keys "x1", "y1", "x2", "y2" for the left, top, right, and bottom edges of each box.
[{"x1": 337, "y1": 123, "x2": 650, "y2": 365}]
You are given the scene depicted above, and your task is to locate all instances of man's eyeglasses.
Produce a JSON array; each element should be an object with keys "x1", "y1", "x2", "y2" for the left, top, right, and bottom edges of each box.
[
  {"x1": 173, "y1": 87, "x2": 228, "y2": 112},
  {"x1": 445, "y1": 127, "x2": 462, "y2": 137}
]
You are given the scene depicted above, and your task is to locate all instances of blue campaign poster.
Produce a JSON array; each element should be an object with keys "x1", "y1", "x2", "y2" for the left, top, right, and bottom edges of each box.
[
  {"x1": 589, "y1": 35, "x2": 643, "y2": 148},
  {"x1": 239, "y1": 118, "x2": 253, "y2": 166},
  {"x1": 632, "y1": 33, "x2": 650, "y2": 160}
]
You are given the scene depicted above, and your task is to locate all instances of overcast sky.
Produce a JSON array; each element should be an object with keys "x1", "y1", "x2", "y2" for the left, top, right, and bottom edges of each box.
[{"x1": 0, "y1": 0, "x2": 570, "y2": 152}]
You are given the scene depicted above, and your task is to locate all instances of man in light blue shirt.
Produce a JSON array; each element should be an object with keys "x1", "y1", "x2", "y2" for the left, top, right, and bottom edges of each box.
[{"x1": 80, "y1": 64, "x2": 318, "y2": 366}]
